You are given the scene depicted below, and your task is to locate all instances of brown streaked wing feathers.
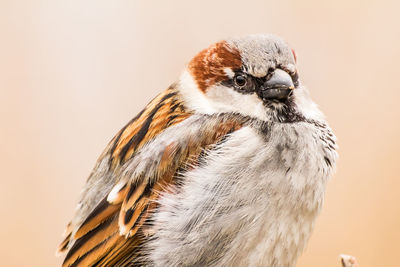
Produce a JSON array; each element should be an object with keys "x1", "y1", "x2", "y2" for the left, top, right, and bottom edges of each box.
[
  {"x1": 58, "y1": 86, "x2": 187, "y2": 254},
  {"x1": 59, "y1": 87, "x2": 248, "y2": 266},
  {"x1": 74, "y1": 198, "x2": 120, "y2": 240}
]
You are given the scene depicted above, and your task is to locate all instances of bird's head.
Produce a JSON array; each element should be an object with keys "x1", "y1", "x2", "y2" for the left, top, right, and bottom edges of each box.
[{"x1": 179, "y1": 34, "x2": 323, "y2": 122}]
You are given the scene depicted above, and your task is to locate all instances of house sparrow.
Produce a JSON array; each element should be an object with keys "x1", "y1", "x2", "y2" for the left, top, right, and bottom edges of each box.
[{"x1": 57, "y1": 34, "x2": 337, "y2": 267}]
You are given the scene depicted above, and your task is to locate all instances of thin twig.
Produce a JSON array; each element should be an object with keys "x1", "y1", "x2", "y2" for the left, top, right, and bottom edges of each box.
[{"x1": 340, "y1": 254, "x2": 359, "y2": 267}]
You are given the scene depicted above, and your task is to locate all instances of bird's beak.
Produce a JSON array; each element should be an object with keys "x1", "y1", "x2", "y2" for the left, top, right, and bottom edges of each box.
[{"x1": 257, "y1": 69, "x2": 295, "y2": 102}]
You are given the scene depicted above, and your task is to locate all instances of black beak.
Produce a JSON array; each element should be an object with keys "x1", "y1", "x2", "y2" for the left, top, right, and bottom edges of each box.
[{"x1": 257, "y1": 69, "x2": 295, "y2": 102}]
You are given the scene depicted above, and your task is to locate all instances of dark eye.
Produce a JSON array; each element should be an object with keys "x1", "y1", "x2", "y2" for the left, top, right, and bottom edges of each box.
[{"x1": 234, "y1": 74, "x2": 247, "y2": 87}]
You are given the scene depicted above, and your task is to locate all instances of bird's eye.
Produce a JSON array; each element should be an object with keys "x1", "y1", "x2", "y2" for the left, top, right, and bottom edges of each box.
[{"x1": 234, "y1": 74, "x2": 247, "y2": 87}]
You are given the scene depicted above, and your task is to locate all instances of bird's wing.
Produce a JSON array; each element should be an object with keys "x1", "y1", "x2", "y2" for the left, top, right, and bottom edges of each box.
[{"x1": 57, "y1": 85, "x2": 249, "y2": 266}]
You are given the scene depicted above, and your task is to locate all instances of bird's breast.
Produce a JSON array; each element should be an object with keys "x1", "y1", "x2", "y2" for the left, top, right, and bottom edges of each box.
[{"x1": 149, "y1": 121, "x2": 337, "y2": 267}]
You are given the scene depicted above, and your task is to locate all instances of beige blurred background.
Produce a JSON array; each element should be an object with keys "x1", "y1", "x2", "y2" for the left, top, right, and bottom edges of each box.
[{"x1": 1, "y1": 0, "x2": 399, "y2": 266}]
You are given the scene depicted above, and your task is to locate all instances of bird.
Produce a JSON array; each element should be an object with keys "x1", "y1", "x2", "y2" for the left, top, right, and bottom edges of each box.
[{"x1": 57, "y1": 34, "x2": 337, "y2": 267}]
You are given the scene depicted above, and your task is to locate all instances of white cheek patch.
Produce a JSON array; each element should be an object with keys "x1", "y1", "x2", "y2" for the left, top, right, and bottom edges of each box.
[
  {"x1": 205, "y1": 85, "x2": 269, "y2": 121},
  {"x1": 293, "y1": 85, "x2": 324, "y2": 121},
  {"x1": 178, "y1": 70, "x2": 216, "y2": 115}
]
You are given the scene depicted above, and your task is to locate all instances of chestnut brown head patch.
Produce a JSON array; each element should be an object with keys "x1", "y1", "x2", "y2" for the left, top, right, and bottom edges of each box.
[{"x1": 188, "y1": 41, "x2": 242, "y2": 92}]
